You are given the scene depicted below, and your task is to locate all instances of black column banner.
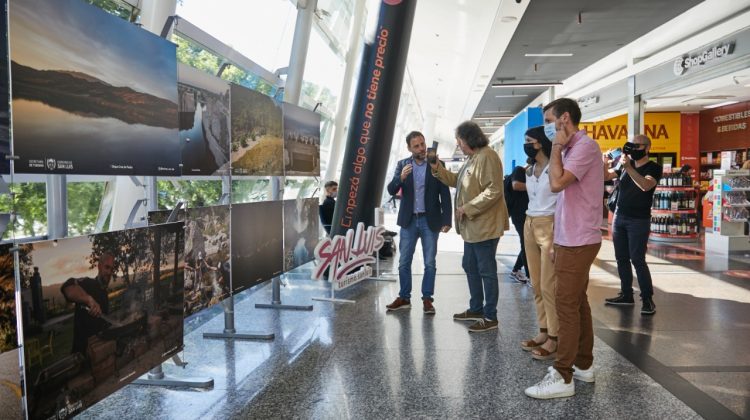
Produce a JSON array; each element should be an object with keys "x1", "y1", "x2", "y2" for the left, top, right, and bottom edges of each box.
[{"x1": 330, "y1": 0, "x2": 417, "y2": 237}]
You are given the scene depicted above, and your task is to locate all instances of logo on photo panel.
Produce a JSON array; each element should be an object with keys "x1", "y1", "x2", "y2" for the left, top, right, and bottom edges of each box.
[{"x1": 46, "y1": 158, "x2": 56, "y2": 171}]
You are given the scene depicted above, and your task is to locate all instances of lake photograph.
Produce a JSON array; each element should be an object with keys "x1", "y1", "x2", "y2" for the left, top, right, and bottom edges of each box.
[{"x1": 9, "y1": 0, "x2": 179, "y2": 175}]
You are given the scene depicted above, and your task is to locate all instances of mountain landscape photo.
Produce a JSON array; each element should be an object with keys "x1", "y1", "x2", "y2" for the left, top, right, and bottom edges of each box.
[{"x1": 9, "y1": 0, "x2": 180, "y2": 175}]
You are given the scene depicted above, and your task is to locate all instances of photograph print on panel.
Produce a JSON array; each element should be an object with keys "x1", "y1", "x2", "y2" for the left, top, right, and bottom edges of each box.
[
  {"x1": 231, "y1": 201, "x2": 283, "y2": 293},
  {"x1": 9, "y1": 0, "x2": 179, "y2": 175},
  {"x1": 0, "y1": 244, "x2": 16, "y2": 353},
  {"x1": 178, "y1": 64, "x2": 230, "y2": 176},
  {"x1": 0, "y1": 0, "x2": 10, "y2": 174},
  {"x1": 183, "y1": 205, "x2": 230, "y2": 316},
  {"x1": 20, "y1": 223, "x2": 184, "y2": 420},
  {"x1": 230, "y1": 84, "x2": 283, "y2": 176},
  {"x1": 282, "y1": 198, "x2": 320, "y2": 272},
  {"x1": 282, "y1": 103, "x2": 321, "y2": 176}
]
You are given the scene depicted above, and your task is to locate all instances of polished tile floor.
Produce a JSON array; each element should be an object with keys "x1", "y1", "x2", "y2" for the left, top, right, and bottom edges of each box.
[{"x1": 79, "y1": 220, "x2": 750, "y2": 420}]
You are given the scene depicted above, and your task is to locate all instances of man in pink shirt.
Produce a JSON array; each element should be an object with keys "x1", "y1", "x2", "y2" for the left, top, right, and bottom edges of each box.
[{"x1": 525, "y1": 98, "x2": 603, "y2": 399}]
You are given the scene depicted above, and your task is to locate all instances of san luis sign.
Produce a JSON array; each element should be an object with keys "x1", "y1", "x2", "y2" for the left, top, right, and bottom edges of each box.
[{"x1": 313, "y1": 222, "x2": 386, "y2": 290}]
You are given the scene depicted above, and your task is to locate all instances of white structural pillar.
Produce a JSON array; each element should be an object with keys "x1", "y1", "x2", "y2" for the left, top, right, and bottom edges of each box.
[
  {"x1": 323, "y1": 0, "x2": 367, "y2": 183},
  {"x1": 627, "y1": 75, "x2": 644, "y2": 138},
  {"x1": 46, "y1": 175, "x2": 68, "y2": 239},
  {"x1": 140, "y1": 0, "x2": 177, "y2": 35},
  {"x1": 284, "y1": 0, "x2": 317, "y2": 105}
]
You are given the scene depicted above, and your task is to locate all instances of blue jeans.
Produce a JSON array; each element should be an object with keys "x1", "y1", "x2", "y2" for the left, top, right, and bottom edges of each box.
[
  {"x1": 613, "y1": 213, "x2": 653, "y2": 299},
  {"x1": 462, "y1": 238, "x2": 500, "y2": 321},
  {"x1": 398, "y1": 215, "x2": 439, "y2": 301}
]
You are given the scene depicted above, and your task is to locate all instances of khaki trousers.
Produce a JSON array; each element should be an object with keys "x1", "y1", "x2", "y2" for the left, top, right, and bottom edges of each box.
[
  {"x1": 552, "y1": 242, "x2": 601, "y2": 383},
  {"x1": 523, "y1": 215, "x2": 557, "y2": 337}
]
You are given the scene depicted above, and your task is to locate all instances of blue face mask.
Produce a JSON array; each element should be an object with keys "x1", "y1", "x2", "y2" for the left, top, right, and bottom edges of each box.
[{"x1": 543, "y1": 122, "x2": 557, "y2": 141}]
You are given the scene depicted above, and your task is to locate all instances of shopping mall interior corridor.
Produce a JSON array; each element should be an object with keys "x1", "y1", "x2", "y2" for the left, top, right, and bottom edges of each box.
[{"x1": 78, "y1": 217, "x2": 750, "y2": 420}]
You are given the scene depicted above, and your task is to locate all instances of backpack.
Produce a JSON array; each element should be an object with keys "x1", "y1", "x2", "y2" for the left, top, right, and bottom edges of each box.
[{"x1": 504, "y1": 174, "x2": 515, "y2": 211}]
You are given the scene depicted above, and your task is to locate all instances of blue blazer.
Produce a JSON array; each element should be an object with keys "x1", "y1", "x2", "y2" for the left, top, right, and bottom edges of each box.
[{"x1": 387, "y1": 157, "x2": 452, "y2": 232}]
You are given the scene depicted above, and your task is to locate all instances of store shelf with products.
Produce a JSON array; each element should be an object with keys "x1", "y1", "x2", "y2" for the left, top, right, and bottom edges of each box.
[
  {"x1": 649, "y1": 173, "x2": 700, "y2": 242},
  {"x1": 700, "y1": 149, "x2": 750, "y2": 189},
  {"x1": 706, "y1": 169, "x2": 750, "y2": 253}
]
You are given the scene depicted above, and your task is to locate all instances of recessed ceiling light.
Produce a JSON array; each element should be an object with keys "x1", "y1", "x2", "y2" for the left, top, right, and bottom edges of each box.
[
  {"x1": 500, "y1": 16, "x2": 517, "y2": 23},
  {"x1": 696, "y1": 89, "x2": 711, "y2": 94},
  {"x1": 495, "y1": 94, "x2": 529, "y2": 98},
  {"x1": 703, "y1": 100, "x2": 739, "y2": 109},
  {"x1": 479, "y1": 75, "x2": 490, "y2": 79},
  {"x1": 524, "y1": 53, "x2": 573, "y2": 57},
  {"x1": 492, "y1": 82, "x2": 562, "y2": 88}
]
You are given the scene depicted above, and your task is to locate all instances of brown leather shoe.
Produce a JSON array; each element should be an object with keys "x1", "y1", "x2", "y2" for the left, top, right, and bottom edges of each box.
[
  {"x1": 386, "y1": 297, "x2": 411, "y2": 311},
  {"x1": 423, "y1": 299, "x2": 436, "y2": 315}
]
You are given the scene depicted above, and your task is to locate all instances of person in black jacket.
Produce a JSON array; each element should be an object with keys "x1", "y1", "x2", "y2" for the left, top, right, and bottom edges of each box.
[
  {"x1": 507, "y1": 165, "x2": 530, "y2": 283},
  {"x1": 385, "y1": 131, "x2": 452, "y2": 314},
  {"x1": 319, "y1": 181, "x2": 338, "y2": 234}
]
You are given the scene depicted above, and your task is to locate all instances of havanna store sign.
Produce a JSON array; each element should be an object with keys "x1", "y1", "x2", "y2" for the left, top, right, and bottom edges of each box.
[{"x1": 581, "y1": 112, "x2": 681, "y2": 158}]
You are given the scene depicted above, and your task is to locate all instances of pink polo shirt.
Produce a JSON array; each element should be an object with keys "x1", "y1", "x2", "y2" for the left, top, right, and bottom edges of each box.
[{"x1": 554, "y1": 130, "x2": 604, "y2": 247}]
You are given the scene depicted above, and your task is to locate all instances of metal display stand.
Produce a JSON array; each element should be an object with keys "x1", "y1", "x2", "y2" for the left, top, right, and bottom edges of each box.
[
  {"x1": 254, "y1": 176, "x2": 313, "y2": 311},
  {"x1": 132, "y1": 360, "x2": 214, "y2": 388},
  {"x1": 203, "y1": 297, "x2": 275, "y2": 340},
  {"x1": 311, "y1": 272, "x2": 355, "y2": 304},
  {"x1": 204, "y1": 174, "x2": 275, "y2": 340},
  {"x1": 255, "y1": 276, "x2": 314, "y2": 311},
  {"x1": 368, "y1": 207, "x2": 397, "y2": 282},
  {"x1": 133, "y1": 177, "x2": 215, "y2": 388}
]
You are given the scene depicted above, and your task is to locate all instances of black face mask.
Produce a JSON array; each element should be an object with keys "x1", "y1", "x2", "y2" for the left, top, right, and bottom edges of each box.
[
  {"x1": 523, "y1": 143, "x2": 538, "y2": 159},
  {"x1": 629, "y1": 149, "x2": 646, "y2": 160}
]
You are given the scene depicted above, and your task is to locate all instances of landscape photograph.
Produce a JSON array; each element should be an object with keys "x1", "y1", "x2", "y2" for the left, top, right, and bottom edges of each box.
[
  {"x1": 230, "y1": 84, "x2": 283, "y2": 176},
  {"x1": 0, "y1": 3, "x2": 10, "y2": 174},
  {"x1": 9, "y1": 0, "x2": 180, "y2": 175},
  {"x1": 19, "y1": 224, "x2": 185, "y2": 420},
  {"x1": 231, "y1": 201, "x2": 283, "y2": 293},
  {"x1": 178, "y1": 65, "x2": 231, "y2": 176},
  {"x1": 183, "y1": 205, "x2": 230, "y2": 316},
  {"x1": 283, "y1": 103, "x2": 321, "y2": 176},
  {"x1": 282, "y1": 198, "x2": 320, "y2": 272}
]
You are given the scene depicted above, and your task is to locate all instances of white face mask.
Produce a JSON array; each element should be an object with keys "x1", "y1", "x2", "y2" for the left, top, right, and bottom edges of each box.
[{"x1": 543, "y1": 122, "x2": 557, "y2": 141}]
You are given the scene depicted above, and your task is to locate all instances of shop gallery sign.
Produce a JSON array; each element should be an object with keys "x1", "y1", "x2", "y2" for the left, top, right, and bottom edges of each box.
[
  {"x1": 313, "y1": 222, "x2": 385, "y2": 290},
  {"x1": 673, "y1": 42, "x2": 734, "y2": 76}
]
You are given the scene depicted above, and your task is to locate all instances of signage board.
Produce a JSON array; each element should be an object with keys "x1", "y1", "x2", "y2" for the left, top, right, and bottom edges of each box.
[{"x1": 313, "y1": 222, "x2": 385, "y2": 291}]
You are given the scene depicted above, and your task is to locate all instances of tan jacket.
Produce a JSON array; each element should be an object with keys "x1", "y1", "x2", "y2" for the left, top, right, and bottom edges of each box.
[{"x1": 432, "y1": 146, "x2": 510, "y2": 243}]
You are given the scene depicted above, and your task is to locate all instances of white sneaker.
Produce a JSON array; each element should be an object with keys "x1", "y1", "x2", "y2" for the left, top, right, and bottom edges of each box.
[
  {"x1": 525, "y1": 368, "x2": 575, "y2": 399},
  {"x1": 573, "y1": 365, "x2": 595, "y2": 383}
]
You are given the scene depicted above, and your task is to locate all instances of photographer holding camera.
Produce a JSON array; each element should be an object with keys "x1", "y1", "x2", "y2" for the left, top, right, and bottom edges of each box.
[{"x1": 603, "y1": 135, "x2": 662, "y2": 315}]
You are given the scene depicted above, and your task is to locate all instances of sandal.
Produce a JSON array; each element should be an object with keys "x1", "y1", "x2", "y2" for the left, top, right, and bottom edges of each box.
[
  {"x1": 520, "y1": 339, "x2": 543, "y2": 351},
  {"x1": 531, "y1": 346, "x2": 557, "y2": 361}
]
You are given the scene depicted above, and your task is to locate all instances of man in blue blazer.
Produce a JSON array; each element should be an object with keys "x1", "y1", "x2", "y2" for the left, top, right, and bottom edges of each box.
[{"x1": 386, "y1": 131, "x2": 452, "y2": 314}]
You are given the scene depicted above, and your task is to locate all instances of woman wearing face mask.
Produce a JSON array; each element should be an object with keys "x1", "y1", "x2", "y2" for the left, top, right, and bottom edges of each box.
[
  {"x1": 519, "y1": 126, "x2": 560, "y2": 360},
  {"x1": 603, "y1": 135, "x2": 662, "y2": 315}
]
